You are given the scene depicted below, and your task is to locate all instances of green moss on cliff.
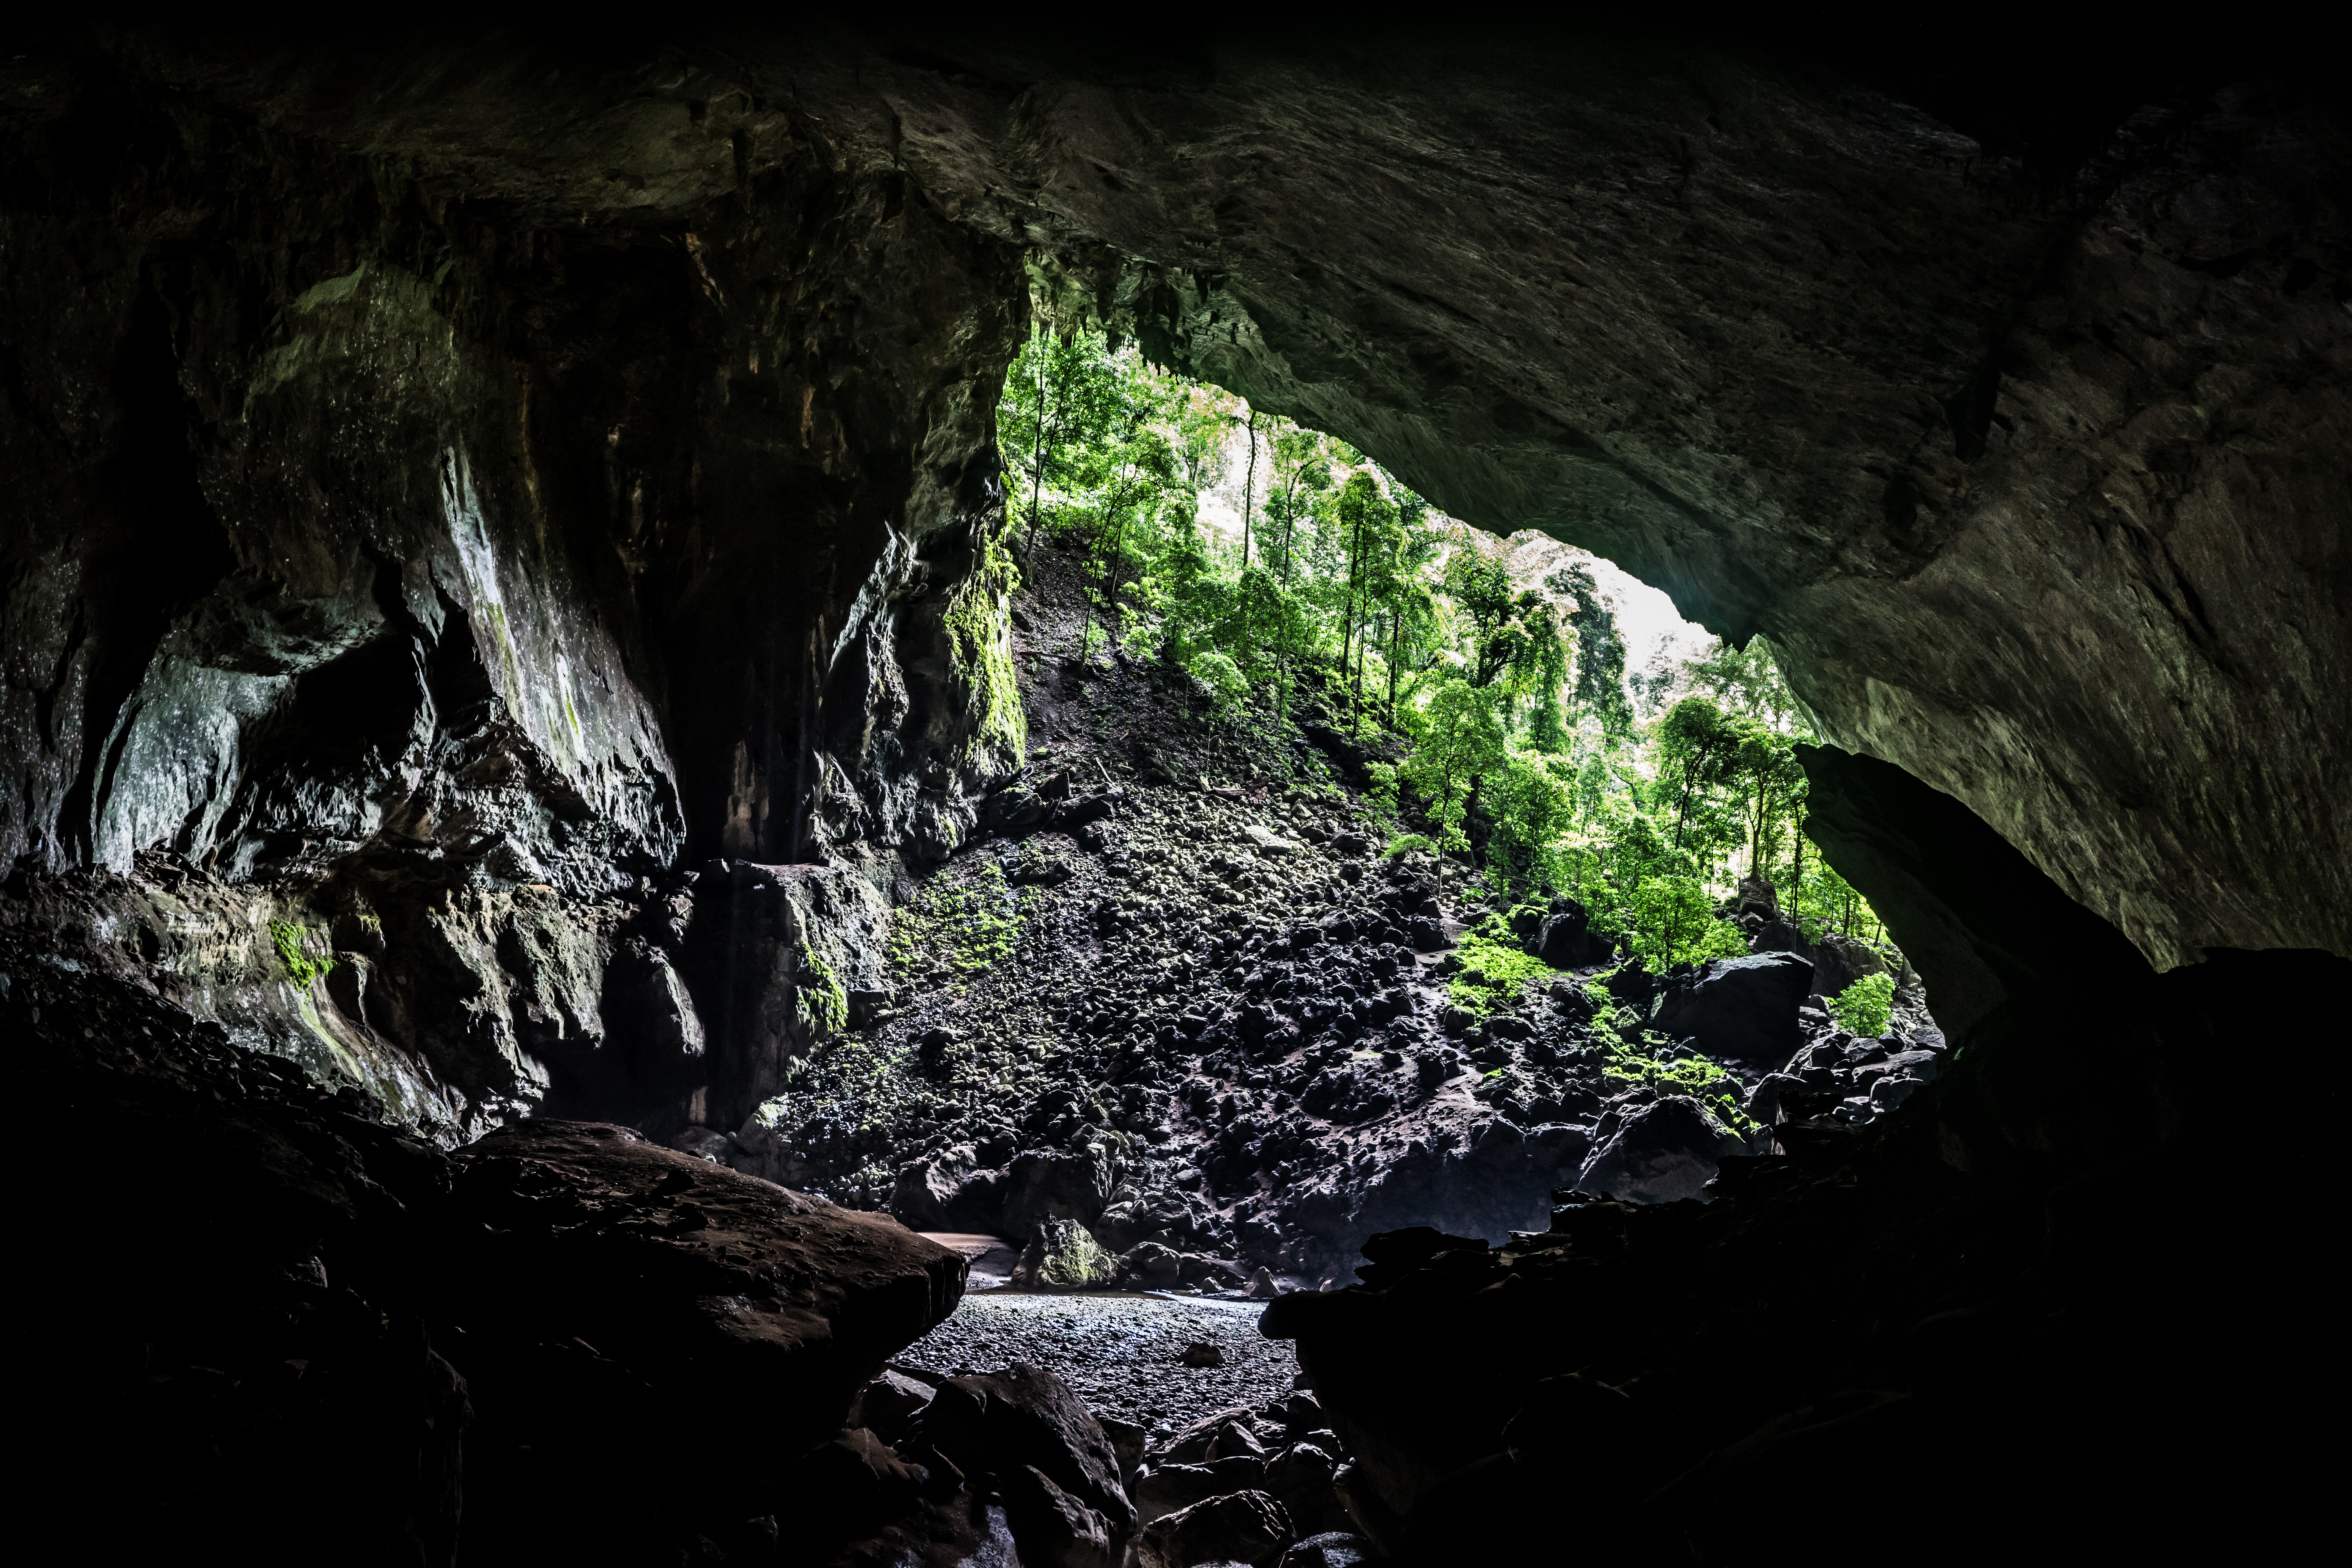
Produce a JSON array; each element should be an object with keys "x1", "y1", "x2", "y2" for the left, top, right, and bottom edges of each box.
[
  {"x1": 794, "y1": 943, "x2": 849, "y2": 1038},
  {"x1": 944, "y1": 530, "x2": 1027, "y2": 768},
  {"x1": 889, "y1": 862, "x2": 1025, "y2": 983},
  {"x1": 269, "y1": 919, "x2": 333, "y2": 989}
]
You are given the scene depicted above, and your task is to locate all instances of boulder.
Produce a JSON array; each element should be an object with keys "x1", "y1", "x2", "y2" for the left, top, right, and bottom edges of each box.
[
  {"x1": 1745, "y1": 1073, "x2": 1807, "y2": 1123},
  {"x1": 980, "y1": 784, "x2": 1049, "y2": 831},
  {"x1": 443, "y1": 1121, "x2": 963, "y2": 1515},
  {"x1": 1573, "y1": 1097, "x2": 1748, "y2": 1203},
  {"x1": 1137, "y1": 1463, "x2": 1226, "y2": 1524},
  {"x1": 1810, "y1": 932, "x2": 1890, "y2": 998},
  {"x1": 1871, "y1": 1076, "x2": 1920, "y2": 1109},
  {"x1": 904, "y1": 1363, "x2": 1136, "y2": 1535},
  {"x1": 1884, "y1": 1048, "x2": 1941, "y2": 1082},
  {"x1": 850, "y1": 1369, "x2": 938, "y2": 1443},
  {"x1": 1160, "y1": 1407, "x2": 1260, "y2": 1465},
  {"x1": 1000, "y1": 1147, "x2": 1122, "y2": 1238},
  {"x1": 1646, "y1": 952, "x2": 1813, "y2": 1064},
  {"x1": 891, "y1": 1144, "x2": 991, "y2": 1230},
  {"x1": 1135, "y1": 1490, "x2": 1292, "y2": 1568},
  {"x1": 1100, "y1": 1416, "x2": 1149, "y2": 1491},
  {"x1": 1601, "y1": 958, "x2": 1655, "y2": 1010},
  {"x1": 1538, "y1": 900, "x2": 1612, "y2": 967},
  {"x1": 1243, "y1": 824, "x2": 1304, "y2": 855},
  {"x1": 785, "y1": 1427, "x2": 931, "y2": 1534},
  {"x1": 1118, "y1": 1242, "x2": 1184, "y2": 1290},
  {"x1": 1013, "y1": 1218, "x2": 1116, "y2": 1289},
  {"x1": 814, "y1": 1493, "x2": 1022, "y2": 1568},
  {"x1": 1002, "y1": 1463, "x2": 1117, "y2": 1568}
]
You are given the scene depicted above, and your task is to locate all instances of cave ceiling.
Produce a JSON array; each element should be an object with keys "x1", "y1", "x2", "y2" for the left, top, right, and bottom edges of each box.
[{"x1": 3, "y1": 24, "x2": 2343, "y2": 972}]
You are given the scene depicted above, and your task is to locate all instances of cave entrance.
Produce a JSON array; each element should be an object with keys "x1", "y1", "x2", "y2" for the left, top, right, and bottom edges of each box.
[{"x1": 734, "y1": 331, "x2": 1949, "y2": 1434}]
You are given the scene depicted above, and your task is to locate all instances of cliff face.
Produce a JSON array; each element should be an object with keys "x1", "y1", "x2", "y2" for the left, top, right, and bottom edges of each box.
[{"x1": 3, "y1": 29, "x2": 2342, "y2": 1143}]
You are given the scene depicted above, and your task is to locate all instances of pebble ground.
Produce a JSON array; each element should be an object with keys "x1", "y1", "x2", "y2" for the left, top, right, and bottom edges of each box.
[{"x1": 895, "y1": 1291, "x2": 1300, "y2": 1434}]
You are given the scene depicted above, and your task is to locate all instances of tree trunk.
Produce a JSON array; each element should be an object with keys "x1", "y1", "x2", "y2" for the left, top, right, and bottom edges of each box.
[{"x1": 1240, "y1": 408, "x2": 1258, "y2": 568}]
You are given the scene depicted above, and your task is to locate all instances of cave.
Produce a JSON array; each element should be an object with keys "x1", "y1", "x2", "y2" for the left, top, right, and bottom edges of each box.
[{"x1": 3, "y1": 21, "x2": 2342, "y2": 1567}]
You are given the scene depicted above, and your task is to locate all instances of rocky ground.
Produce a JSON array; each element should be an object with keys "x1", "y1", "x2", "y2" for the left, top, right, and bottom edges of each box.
[
  {"x1": 898, "y1": 1292, "x2": 1298, "y2": 1434},
  {"x1": 673, "y1": 541, "x2": 1949, "y2": 1295}
]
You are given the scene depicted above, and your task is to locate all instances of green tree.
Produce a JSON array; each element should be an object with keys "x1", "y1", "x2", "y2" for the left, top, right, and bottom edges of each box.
[
  {"x1": 1653, "y1": 697, "x2": 1742, "y2": 852},
  {"x1": 998, "y1": 328, "x2": 1127, "y2": 557},
  {"x1": 1397, "y1": 676, "x2": 1508, "y2": 895},
  {"x1": 1546, "y1": 565, "x2": 1633, "y2": 737}
]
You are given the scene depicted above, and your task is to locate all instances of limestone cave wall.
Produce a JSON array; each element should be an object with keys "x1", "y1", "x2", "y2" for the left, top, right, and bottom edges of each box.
[{"x1": 2, "y1": 35, "x2": 1029, "y2": 1136}]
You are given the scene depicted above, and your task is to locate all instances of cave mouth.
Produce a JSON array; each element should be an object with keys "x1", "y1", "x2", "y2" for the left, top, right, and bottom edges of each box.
[
  {"x1": 662, "y1": 332, "x2": 1953, "y2": 1313},
  {"x1": 2, "y1": 23, "x2": 2341, "y2": 1566}
]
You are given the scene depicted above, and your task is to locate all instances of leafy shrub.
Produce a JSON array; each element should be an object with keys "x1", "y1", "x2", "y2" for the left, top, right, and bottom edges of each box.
[
  {"x1": 1829, "y1": 971, "x2": 1896, "y2": 1037},
  {"x1": 1448, "y1": 915, "x2": 1554, "y2": 1017},
  {"x1": 1598, "y1": 1030, "x2": 1756, "y2": 1138},
  {"x1": 1183, "y1": 648, "x2": 1252, "y2": 713}
]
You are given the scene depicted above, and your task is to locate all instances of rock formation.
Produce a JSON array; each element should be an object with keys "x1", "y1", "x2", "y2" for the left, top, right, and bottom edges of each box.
[{"x1": 1, "y1": 20, "x2": 2341, "y2": 1566}]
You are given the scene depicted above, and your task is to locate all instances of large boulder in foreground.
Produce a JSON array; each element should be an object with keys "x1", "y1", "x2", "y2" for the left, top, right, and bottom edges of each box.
[
  {"x1": 1648, "y1": 952, "x2": 1813, "y2": 1064},
  {"x1": 443, "y1": 1121, "x2": 964, "y2": 1543}
]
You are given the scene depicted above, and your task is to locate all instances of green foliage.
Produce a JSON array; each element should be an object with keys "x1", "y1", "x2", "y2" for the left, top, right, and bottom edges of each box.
[
  {"x1": 988, "y1": 334, "x2": 1907, "y2": 983},
  {"x1": 269, "y1": 919, "x2": 332, "y2": 988},
  {"x1": 1828, "y1": 971, "x2": 1897, "y2": 1037},
  {"x1": 942, "y1": 527, "x2": 1027, "y2": 769},
  {"x1": 1397, "y1": 676, "x2": 1508, "y2": 887},
  {"x1": 794, "y1": 944, "x2": 849, "y2": 1038},
  {"x1": 1482, "y1": 750, "x2": 1576, "y2": 896},
  {"x1": 1448, "y1": 915, "x2": 1555, "y2": 1017},
  {"x1": 889, "y1": 862, "x2": 1025, "y2": 982},
  {"x1": 1597, "y1": 1031, "x2": 1757, "y2": 1139},
  {"x1": 1548, "y1": 564, "x2": 1633, "y2": 737}
]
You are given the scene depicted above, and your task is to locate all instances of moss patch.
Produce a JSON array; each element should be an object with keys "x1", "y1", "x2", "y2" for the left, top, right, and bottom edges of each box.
[
  {"x1": 889, "y1": 862, "x2": 1026, "y2": 984},
  {"x1": 1032, "y1": 1217, "x2": 1115, "y2": 1289},
  {"x1": 944, "y1": 528, "x2": 1027, "y2": 769},
  {"x1": 1599, "y1": 1029, "x2": 1757, "y2": 1139},
  {"x1": 1447, "y1": 914, "x2": 1554, "y2": 1017},
  {"x1": 794, "y1": 942, "x2": 849, "y2": 1038},
  {"x1": 269, "y1": 919, "x2": 333, "y2": 989}
]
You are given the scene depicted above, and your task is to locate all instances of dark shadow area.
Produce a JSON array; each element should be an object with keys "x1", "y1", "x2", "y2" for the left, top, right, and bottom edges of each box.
[{"x1": 1263, "y1": 747, "x2": 2340, "y2": 1562}]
